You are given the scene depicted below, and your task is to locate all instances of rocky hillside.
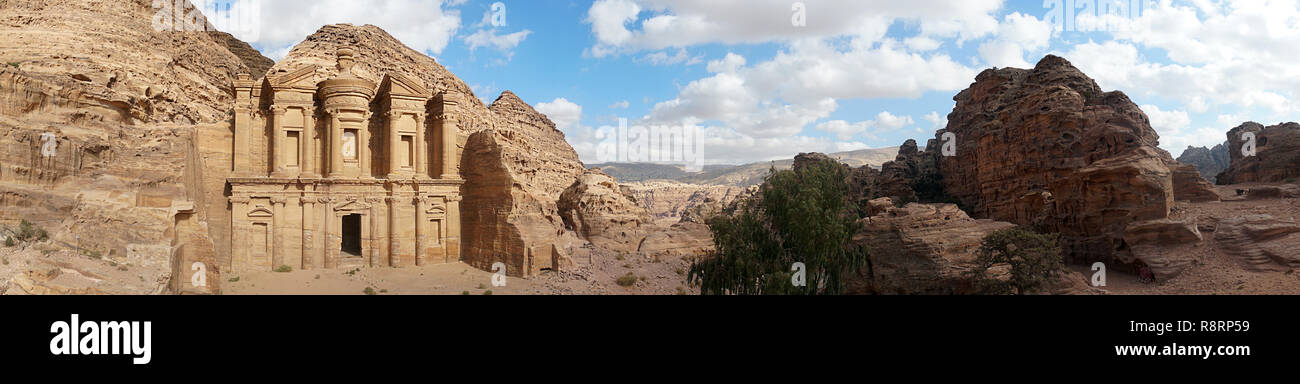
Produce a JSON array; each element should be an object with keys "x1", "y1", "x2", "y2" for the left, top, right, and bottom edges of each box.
[
  {"x1": 0, "y1": 0, "x2": 266, "y2": 294},
  {"x1": 1176, "y1": 143, "x2": 1230, "y2": 183},
  {"x1": 1216, "y1": 122, "x2": 1300, "y2": 185},
  {"x1": 249, "y1": 24, "x2": 588, "y2": 278},
  {"x1": 873, "y1": 55, "x2": 1218, "y2": 271}
]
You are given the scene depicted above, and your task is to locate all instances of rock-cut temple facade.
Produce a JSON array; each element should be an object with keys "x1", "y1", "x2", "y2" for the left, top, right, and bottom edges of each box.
[{"x1": 227, "y1": 48, "x2": 463, "y2": 272}]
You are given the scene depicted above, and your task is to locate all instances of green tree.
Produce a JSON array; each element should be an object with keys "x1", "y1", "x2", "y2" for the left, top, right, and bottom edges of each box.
[
  {"x1": 689, "y1": 159, "x2": 869, "y2": 295},
  {"x1": 969, "y1": 228, "x2": 1063, "y2": 295}
]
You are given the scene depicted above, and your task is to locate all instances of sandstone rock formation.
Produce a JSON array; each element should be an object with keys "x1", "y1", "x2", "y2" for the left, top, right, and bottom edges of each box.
[
  {"x1": 624, "y1": 181, "x2": 742, "y2": 224},
  {"x1": 851, "y1": 203, "x2": 1016, "y2": 294},
  {"x1": 879, "y1": 55, "x2": 1216, "y2": 268},
  {"x1": 1176, "y1": 143, "x2": 1229, "y2": 183},
  {"x1": 460, "y1": 91, "x2": 587, "y2": 276},
  {"x1": 1168, "y1": 162, "x2": 1221, "y2": 202},
  {"x1": 874, "y1": 139, "x2": 938, "y2": 203},
  {"x1": 1213, "y1": 215, "x2": 1300, "y2": 271},
  {"x1": 236, "y1": 25, "x2": 587, "y2": 278},
  {"x1": 559, "y1": 169, "x2": 655, "y2": 253},
  {"x1": 1, "y1": 0, "x2": 265, "y2": 293},
  {"x1": 636, "y1": 222, "x2": 714, "y2": 258},
  {"x1": 1120, "y1": 219, "x2": 1202, "y2": 279},
  {"x1": 1245, "y1": 184, "x2": 1300, "y2": 199},
  {"x1": 1216, "y1": 122, "x2": 1300, "y2": 185}
]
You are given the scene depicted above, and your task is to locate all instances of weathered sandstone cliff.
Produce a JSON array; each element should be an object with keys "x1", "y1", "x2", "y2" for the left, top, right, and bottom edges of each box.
[{"x1": 1216, "y1": 122, "x2": 1300, "y2": 185}]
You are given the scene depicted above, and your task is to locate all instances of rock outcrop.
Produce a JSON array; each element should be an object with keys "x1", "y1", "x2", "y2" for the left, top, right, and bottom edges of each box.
[
  {"x1": 1216, "y1": 122, "x2": 1300, "y2": 185},
  {"x1": 559, "y1": 169, "x2": 655, "y2": 253},
  {"x1": 1169, "y1": 162, "x2": 1221, "y2": 202},
  {"x1": 1176, "y1": 144, "x2": 1229, "y2": 183},
  {"x1": 1121, "y1": 219, "x2": 1202, "y2": 279},
  {"x1": 852, "y1": 203, "x2": 1016, "y2": 294},
  {"x1": 0, "y1": 0, "x2": 268, "y2": 293},
  {"x1": 874, "y1": 139, "x2": 939, "y2": 203},
  {"x1": 1212, "y1": 215, "x2": 1300, "y2": 271},
  {"x1": 263, "y1": 25, "x2": 587, "y2": 277},
  {"x1": 879, "y1": 55, "x2": 1214, "y2": 268},
  {"x1": 624, "y1": 181, "x2": 742, "y2": 224}
]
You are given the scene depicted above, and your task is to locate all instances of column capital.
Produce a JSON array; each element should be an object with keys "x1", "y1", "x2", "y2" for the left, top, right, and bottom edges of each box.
[
  {"x1": 270, "y1": 106, "x2": 288, "y2": 115},
  {"x1": 270, "y1": 196, "x2": 289, "y2": 205}
]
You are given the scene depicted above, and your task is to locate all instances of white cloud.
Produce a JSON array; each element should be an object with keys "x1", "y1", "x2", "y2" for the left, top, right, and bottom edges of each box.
[
  {"x1": 922, "y1": 111, "x2": 947, "y2": 129},
  {"x1": 584, "y1": 0, "x2": 1004, "y2": 57},
  {"x1": 609, "y1": 100, "x2": 630, "y2": 109},
  {"x1": 464, "y1": 28, "x2": 533, "y2": 55},
  {"x1": 1063, "y1": 1, "x2": 1300, "y2": 118},
  {"x1": 706, "y1": 53, "x2": 746, "y2": 73},
  {"x1": 536, "y1": 98, "x2": 584, "y2": 131},
  {"x1": 639, "y1": 48, "x2": 702, "y2": 66},
  {"x1": 815, "y1": 111, "x2": 915, "y2": 141},
  {"x1": 1142, "y1": 104, "x2": 1191, "y2": 136},
  {"x1": 978, "y1": 12, "x2": 1052, "y2": 68},
  {"x1": 227, "y1": 0, "x2": 464, "y2": 60}
]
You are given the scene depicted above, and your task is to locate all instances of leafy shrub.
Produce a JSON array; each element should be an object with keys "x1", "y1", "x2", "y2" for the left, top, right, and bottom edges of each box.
[
  {"x1": 968, "y1": 228, "x2": 1064, "y2": 295},
  {"x1": 14, "y1": 220, "x2": 48, "y2": 243},
  {"x1": 274, "y1": 265, "x2": 292, "y2": 273},
  {"x1": 363, "y1": 287, "x2": 376, "y2": 295},
  {"x1": 688, "y1": 158, "x2": 868, "y2": 295},
  {"x1": 615, "y1": 273, "x2": 638, "y2": 287}
]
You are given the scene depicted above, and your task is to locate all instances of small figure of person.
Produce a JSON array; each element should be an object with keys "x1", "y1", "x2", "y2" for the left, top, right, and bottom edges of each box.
[{"x1": 1138, "y1": 266, "x2": 1156, "y2": 284}]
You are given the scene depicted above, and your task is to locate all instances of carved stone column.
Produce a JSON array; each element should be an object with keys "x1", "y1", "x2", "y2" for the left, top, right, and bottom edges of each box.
[
  {"x1": 360, "y1": 111, "x2": 373, "y2": 178},
  {"x1": 301, "y1": 108, "x2": 316, "y2": 178},
  {"x1": 369, "y1": 197, "x2": 382, "y2": 267},
  {"x1": 316, "y1": 197, "x2": 329, "y2": 269},
  {"x1": 446, "y1": 194, "x2": 461, "y2": 263},
  {"x1": 230, "y1": 196, "x2": 251, "y2": 271},
  {"x1": 270, "y1": 107, "x2": 288, "y2": 177},
  {"x1": 387, "y1": 196, "x2": 399, "y2": 267},
  {"x1": 440, "y1": 115, "x2": 458, "y2": 179},
  {"x1": 328, "y1": 109, "x2": 343, "y2": 178},
  {"x1": 270, "y1": 196, "x2": 287, "y2": 270},
  {"x1": 387, "y1": 111, "x2": 401, "y2": 178},
  {"x1": 233, "y1": 107, "x2": 252, "y2": 176},
  {"x1": 324, "y1": 197, "x2": 338, "y2": 269},
  {"x1": 301, "y1": 197, "x2": 314, "y2": 270},
  {"x1": 415, "y1": 114, "x2": 427, "y2": 178},
  {"x1": 414, "y1": 195, "x2": 426, "y2": 266}
]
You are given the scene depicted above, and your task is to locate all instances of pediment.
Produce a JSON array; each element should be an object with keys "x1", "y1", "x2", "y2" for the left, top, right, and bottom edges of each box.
[
  {"x1": 248, "y1": 206, "x2": 274, "y2": 218},
  {"x1": 380, "y1": 73, "x2": 429, "y2": 97},
  {"x1": 271, "y1": 65, "x2": 320, "y2": 88},
  {"x1": 334, "y1": 198, "x2": 372, "y2": 212}
]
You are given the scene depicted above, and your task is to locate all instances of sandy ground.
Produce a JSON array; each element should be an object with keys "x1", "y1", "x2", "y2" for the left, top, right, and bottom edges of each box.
[
  {"x1": 7, "y1": 183, "x2": 1300, "y2": 295},
  {"x1": 223, "y1": 246, "x2": 699, "y2": 295},
  {"x1": 1066, "y1": 183, "x2": 1300, "y2": 295}
]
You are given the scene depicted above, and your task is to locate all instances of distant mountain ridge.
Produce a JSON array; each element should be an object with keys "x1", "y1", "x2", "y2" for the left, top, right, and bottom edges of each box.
[
  {"x1": 592, "y1": 146, "x2": 901, "y2": 187},
  {"x1": 1176, "y1": 143, "x2": 1230, "y2": 183}
]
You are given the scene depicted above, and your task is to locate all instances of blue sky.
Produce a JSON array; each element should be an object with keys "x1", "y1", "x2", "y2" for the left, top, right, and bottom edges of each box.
[{"x1": 205, "y1": 0, "x2": 1300, "y2": 165}]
